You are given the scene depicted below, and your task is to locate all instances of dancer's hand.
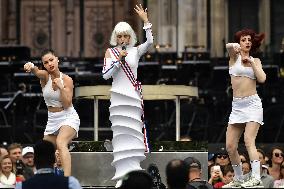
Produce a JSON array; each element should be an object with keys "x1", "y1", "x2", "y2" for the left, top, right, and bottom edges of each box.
[
  {"x1": 242, "y1": 56, "x2": 254, "y2": 65},
  {"x1": 134, "y1": 4, "x2": 148, "y2": 23},
  {"x1": 233, "y1": 43, "x2": 241, "y2": 54},
  {"x1": 53, "y1": 78, "x2": 64, "y2": 90},
  {"x1": 24, "y1": 62, "x2": 35, "y2": 72}
]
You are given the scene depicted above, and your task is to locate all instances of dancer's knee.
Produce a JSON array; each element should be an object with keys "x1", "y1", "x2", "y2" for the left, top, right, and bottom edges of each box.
[
  {"x1": 56, "y1": 138, "x2": 68, "y2": 151},
  {"x1": 226, "y1": 142, "x2": 238, "y2": 155},
  {"x1": 244, "y1": 135, "x2": 255, "y2": 149}
]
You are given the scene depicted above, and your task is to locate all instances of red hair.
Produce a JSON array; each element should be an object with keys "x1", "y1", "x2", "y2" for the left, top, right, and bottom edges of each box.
[{"x1": 234, "y1": 29, "x2": 265, "y2": 54}]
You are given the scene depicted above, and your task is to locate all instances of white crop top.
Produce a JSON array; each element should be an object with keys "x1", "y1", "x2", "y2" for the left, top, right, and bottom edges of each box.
[
  {"x1": 42, "y1": 72, "x2": 64, "y2": 107},
  {"x1": 229, "y1": 55, "x2": 256, "y2": 80}
]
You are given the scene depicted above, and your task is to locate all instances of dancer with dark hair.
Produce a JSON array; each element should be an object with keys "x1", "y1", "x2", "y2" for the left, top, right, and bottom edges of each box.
[
  {"x1": 102, "y1": 4, "x2": 153, "y2": 186},
  {"x1": 223, "y1": 29, "x2": 266, "y2": 188},
  {"x1": 23, "y1": 50, "x2": 80, "y2": 176}
]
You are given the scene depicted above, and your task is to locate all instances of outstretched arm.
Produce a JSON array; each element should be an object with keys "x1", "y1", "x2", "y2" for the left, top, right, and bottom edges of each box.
[
  {"x1": 226, "y1": 43, "x2": 240, "y2": 60},
  {"x1": 24, "y1": 62, "x2": 48, "y2": 83},
  {"x1": 134, "y1": 4, "x2": 154, "y2": 56},
  {"x1": 102, "y1": 49, "x2": 121, "y2": 80},
  {"x1": 243, "y1": 57, "x2": 266, "y2": 83}
]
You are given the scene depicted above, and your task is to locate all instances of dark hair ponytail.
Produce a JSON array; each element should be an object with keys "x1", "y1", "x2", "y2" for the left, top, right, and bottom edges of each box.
[{"x1": 41, "y1": 49, "x2": 55, "y2": 58}]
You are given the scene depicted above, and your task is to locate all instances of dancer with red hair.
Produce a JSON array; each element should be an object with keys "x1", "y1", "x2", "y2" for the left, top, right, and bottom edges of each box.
[{"x1": 223, "y1": 29, "x2": 266, "y2": 188}]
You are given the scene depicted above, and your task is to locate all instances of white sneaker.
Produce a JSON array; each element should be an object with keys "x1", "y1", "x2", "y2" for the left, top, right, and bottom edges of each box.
[
  {"x1": 240, "y1": 176, "x2": 263, "y2": 188},
  {"x1": 115, "y1": 179, "x2": 123, "y2": 188},
  {"x1": 222, "y1": 179, "x2": 243, "y2": 188}
]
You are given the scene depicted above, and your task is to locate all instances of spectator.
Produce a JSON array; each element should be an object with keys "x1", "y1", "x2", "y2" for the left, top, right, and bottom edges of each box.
[
  {"x1": 118, "y1": 170, "x2": 153, "y2": 189},
  {"x1": 15, "y1": 140, "x2": 82, "y2": 189},
  {"x1": 166, "y1": 159, "x2": 188, "y2": 189},
  {"x1": 274, "y1": 161, "x2": 284, "y2": 188},
  {"x1": 257, "y1": 148, "x2": 274, "y2": 188},
  {"x1": 242, "y1": 161, "x2": 251, "y2": 175},
  {"x1": 208, "y1": 153, "x2": 215, "y2": 167},
  {"x1": 7, "y1": 143, "x2": 34, "y2": 180},
  {"x1": 208, "y1": 164, "x2": 215, "y2": 180},
  {"x1": 268, "y1": 147, "x2": 284, "y2": 180},
  {"x1": 184, "y1": 157, "x2": 213, "y2": 189},
  {"x1": 22, "y1": 146, "x2": 36, "y2": 173},
  {"x1": 208, "y1": 164, "x2": 223, "y2": 186},
  {"x1": 213, "y1": 165, "x2": 234, "y2": 188},
  {"x1": 0, "y1": 155, "x2": 16, "y2": 186},
  {"x1": 213, "y1": 147, "x2": 230, "y2": 166},
  {"x1": 0, "y1": 146, "x2": 8, "y2": 159}
]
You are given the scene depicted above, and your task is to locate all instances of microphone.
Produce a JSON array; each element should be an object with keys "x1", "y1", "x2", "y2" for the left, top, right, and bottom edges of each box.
[{"x1": 121, "y1": 45, "x2": 126, "y2": 63}]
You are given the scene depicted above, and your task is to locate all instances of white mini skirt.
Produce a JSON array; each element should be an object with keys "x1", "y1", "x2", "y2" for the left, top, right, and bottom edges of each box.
[
  {"x1": 228, "y1": 94, "x2": 263, "y2": 125},
  {"x1": 44, "y1": 106, "x2": 80, "y2": 137}
]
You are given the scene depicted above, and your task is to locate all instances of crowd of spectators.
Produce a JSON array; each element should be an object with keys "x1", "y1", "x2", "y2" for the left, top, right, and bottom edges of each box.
[
  {"x1": 0, "y1": 141, "x2": 81, "y2": 189},
  {"x1": 208, "y1": 145, "x2": 284, "y2": 188},
  {"x1": 1, "y1": 141, "x2": 284, "y2": 188}
]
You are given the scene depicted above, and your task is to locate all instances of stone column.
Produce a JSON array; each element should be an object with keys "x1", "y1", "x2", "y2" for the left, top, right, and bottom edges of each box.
[
  {"x1": 65, "y1": 0, "x2": 75, "y2": 56},
  {"x1": 7, "y1": 0, "x2": 17, "y2": 44},
  {"x1": 210, "y1": 0, "x2": 228, "y2": 57},
  {"x1": 0, "y1": 0, "x2": 2, "y2": 44},
  {"x1": 259, "y1": 0, "x2": 270, "y2": 54},
  {"x1": 148, "y1": 0, "x2": 177, "y2": 52}
]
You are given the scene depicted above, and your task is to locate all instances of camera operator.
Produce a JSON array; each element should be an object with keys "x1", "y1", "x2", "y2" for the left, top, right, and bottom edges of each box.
[{"x1": 7, "y1": 143, "x2": 34, "y2": 181}]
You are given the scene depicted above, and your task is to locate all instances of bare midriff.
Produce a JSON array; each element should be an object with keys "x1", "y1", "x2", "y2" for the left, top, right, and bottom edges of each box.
[
  {"x1": 48, "y1": 106, "x2": 64, "y2": 112},
  {"x1": 231, "y1": 76, "x2": 257, "y2": 98}
]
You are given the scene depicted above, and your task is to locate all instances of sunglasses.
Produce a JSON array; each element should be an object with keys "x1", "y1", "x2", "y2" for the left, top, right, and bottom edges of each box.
[
  {"x1": 274, "y1": 152, "x2": 284, "y2": 158},
  {"x1": 217, "y1": 154, "x2": 228, "y2": 159}
]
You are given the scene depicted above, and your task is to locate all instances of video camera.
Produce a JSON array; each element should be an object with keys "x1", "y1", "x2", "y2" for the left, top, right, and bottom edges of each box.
[
  {"x1": 15, "y1": 159, "x2": 24, "y2": 175},
  {"x1": 147, "y1": 164, "x2": 166, "y2": 189}
]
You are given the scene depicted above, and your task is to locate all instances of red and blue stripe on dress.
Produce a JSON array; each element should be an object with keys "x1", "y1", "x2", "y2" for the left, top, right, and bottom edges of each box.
[{"x1": 110, "y1": 47, "x2": 150, "y2": 153}]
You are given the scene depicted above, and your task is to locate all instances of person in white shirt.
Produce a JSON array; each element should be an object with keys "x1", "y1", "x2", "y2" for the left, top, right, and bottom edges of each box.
[
  {"x1": 23, "y1": 50, "x2": 80, "y2": 176},
  {"x1": 0, "y1": 155, "x2": 16, "y2": 186}
]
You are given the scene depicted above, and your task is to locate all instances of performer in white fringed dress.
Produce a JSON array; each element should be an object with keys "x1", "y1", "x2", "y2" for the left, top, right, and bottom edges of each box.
[{"x1": 102, "y1": 4, "x2": 153, "y2": 182}]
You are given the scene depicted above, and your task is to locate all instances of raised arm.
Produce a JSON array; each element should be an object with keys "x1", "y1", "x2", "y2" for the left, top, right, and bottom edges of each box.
[
  {"x1": 243, "y1": 57, "x2": 266, "y2": 83},
  {"x1": 102, "y1": 49, "x2": 121, "y2": 80},
  {"x1": 134, "y1": 4, "x2": 154, "y2": 56},
  {"x1": 24, "y1": 62, "x2": 48, "y2": 83},
  {"x1": 226, "y1": 43, "x2": 240, "y2": 60},
  {"x1": 53, "y1": 75, "x2": 74, "y2": 109}
]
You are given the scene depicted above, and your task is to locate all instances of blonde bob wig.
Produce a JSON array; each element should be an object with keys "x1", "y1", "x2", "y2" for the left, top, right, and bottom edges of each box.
[{"x1": 110, "y1": 22, "x2": 137, "y2": 47}]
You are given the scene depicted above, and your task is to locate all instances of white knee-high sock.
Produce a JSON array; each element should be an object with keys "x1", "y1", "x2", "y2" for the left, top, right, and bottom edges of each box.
[
  {"x1": 251, "y1": 160, "x2": 261, "y2": 180},
  {"x1": 232, "y1": 162, "x2": 243, "y2": 180}
]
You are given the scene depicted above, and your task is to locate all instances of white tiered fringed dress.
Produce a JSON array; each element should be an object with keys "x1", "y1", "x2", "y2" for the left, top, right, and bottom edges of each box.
[{"x1": 102, "y1": 23, "x2": 153, "y2": 180}]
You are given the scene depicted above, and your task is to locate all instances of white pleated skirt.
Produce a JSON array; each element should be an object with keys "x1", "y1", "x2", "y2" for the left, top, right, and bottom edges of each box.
[
  {"x1": 228, "y1": 94, "x2": 263, "y2": 125},
  {"x1": 109, "y1": 91, "x2": 146, "y2": 180},
  {"x1": 44, "y1": 106, "x2": 80, "y2": 137}
]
